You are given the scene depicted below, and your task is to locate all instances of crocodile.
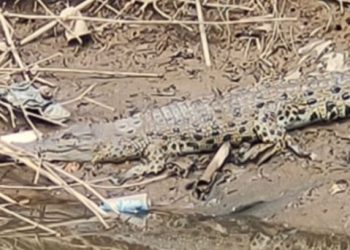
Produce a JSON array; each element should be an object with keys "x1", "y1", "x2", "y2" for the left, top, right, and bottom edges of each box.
[{"x1": 19, "y1": 72, "x2": 350, "y2": 183}]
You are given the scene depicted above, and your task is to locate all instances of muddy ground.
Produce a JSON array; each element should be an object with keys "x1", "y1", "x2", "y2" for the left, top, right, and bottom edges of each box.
[{"x1": 2, "y1": 0, "x2": 350, "y2": 249}]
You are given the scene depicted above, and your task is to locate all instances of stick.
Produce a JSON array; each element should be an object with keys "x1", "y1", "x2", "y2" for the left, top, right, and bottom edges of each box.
[
  {"x1": 0, "y1": 142, "x2": 109, "y2": 228},
  {"x1": 0, "y1": 13, "x2": 30, "y2": 82},
  {"x1": 0, "y1": 66, "x2": 162, "y2": 78},
  {"x1": 0, "y1": 205, "x2": 59, "y2": 236},
  {"x1": 20, "y1": 0, "x2": 96, "y2": 45},
  {"x1": 195, "y1": 0, "x2": 211, "y2": 67},
  {"x1": 3, "y1": 12, "x2": 297, "y2": 25}
]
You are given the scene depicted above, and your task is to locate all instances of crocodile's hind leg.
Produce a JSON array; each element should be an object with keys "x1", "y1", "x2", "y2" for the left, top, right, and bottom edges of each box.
[
  {"x1": 237, "y1": 111, "x2": 311, "y2": 165},
  {"x1": 115, "y1": 144, "x2": 168, "y2": 184}
]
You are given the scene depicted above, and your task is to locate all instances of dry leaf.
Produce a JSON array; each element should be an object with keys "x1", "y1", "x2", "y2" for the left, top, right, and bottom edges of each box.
[{"x1": 329, "y1": 180, "x2": 349, "y2": 195}]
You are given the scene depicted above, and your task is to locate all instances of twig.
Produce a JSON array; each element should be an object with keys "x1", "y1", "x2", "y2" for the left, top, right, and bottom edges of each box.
[
  {"x1": 3, "y1": 12, "x2": 298, "y2": 25},
  {"x1": 20, "y1": 20, "x2": 58, "y2": 46},
  {"x1": 318, "y1": 1, "x2": 333, "y2": 33},
  {"x1": 0, "y1": 66, "x2": 162, "y2": 78},
  {"x1": 83, "y1": 97, "x2": 115, "y2": 112},
  {"x1": 0, "y1": 100, "x2": 16, "y2": 128},
  {"x1": 0, "y1": 173, "x2": 169, "y2": 190},
  {"x1": 0, "y1": 192, "x2": 59, "y2": 236},
  {"x1": 195, "y1": 0, "x2": 211, "y2": 67},
  {"x1": 0, "y1": 141, "x2": 109, "y2": 228},
  {"x1": 180, "y1": 0, "x2": 254, "y2": 11},
  {"x1": 60, "y1": 82, "x2": 98, "y2": 105},
  {"x1": 36, "y1": 0, "x2": 82, "y2": 44},
  {"x1": 19, "y1": 104, "x2": 42, "y2": 139},
  {"x1": 0, "y1": 205, "x2": 59, "y2": 235},
  {"x1": 46, "y1": 162, "x2": 121, "y2": 215},
  {"x1": 20, "y1": 0, "x2": 96, "y2": 45},
  {"x1": 0, "y1": 216, "x2": 102, "y2": 236},
  {"x1": 339, "y1": 0, "x2": 344, "y2": 13},
  {"x1": 0, "y1": 13, "x2": 30, "y2": 82},
  {"x1": 0, "y1": 192, "x2": 17, "y2": 204}
]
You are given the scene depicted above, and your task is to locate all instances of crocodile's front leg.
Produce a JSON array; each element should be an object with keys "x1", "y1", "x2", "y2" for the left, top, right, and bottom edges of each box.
[
  {"x1": 237, "y1": 109, "x2": 311, "y2": 165},
  {"x1": 116, "y1": 143, "x2": 168, "y2": 184}
]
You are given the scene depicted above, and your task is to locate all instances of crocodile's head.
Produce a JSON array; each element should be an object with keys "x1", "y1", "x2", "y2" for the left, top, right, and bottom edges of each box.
[{"x1": 91, "y1": 137, "x2": 146, "y2": 164}]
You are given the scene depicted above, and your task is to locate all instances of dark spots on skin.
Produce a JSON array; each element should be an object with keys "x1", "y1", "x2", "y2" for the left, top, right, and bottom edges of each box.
[
  {"x1": 162, "y1": 145, "x2": 168, "y2": 151},
  {"x1": 292, "y1": 110, "x2": 298, "y2": 116},
  {"x1": 342, "y1": 92, "x2": 350, "y2": 100},
  {"x1": 147, "y1": 132, "x2": 154, "y2": 137},
  {"x1": 242, "y1": 135, "x2": 253, "y2": 141},
  {"x1": 180, "y1": 134, "x2": 187, "y2": 140},
  {"x1": 223, "y1": 134, "x2": 232, "y2": 141},
  {"x1": 256, "y1": 102, "x2": 264, "y2": 108},
  {"x1": 127, "y1": 129, "x2": 134, "y2": 134},
  {"x1": 133, "y1": 119, "x2": 141, "y2": 125},
  {"x1": 195, "y1": 128, "x2": 202, "y2": 133},
  {"x1": 171, "y1": 144, "x2": 177, "y2": 150},
  {"x1": 329, "y1": 111, "x2": 337, "y2": 120},
  {"x1": 326, "y1": 101, "x2": 336, "y2": 112},
  {"x1": 186, "y1": 142, "x2": 199, "y2": 150},
  {"x1": 307, "y1": 98, "x2": 317, "y2": 105},
  {"x1": 212, "y1": 143, "x2": 219, "y2": 148},
  {"x1": 193, "y1": 134, "x2": 203, "y2": 141},
  {"x1": 228, "y1": 122, "x2": 236, "y2": 127},
  {"x1": 262, "y1": 132, "x2": 268, "y2": 138},
  {"x1": 285, "y1": 110, "x2": 290, "y2": 117},
  {"x1": 304, "y1": 90, "x2": 314, "y2": 96},
  {"x1": 162, "y1": 135, "x2": 168, "y2": 140},
  {"x1": 310, "y1": 112, "x2": 318, "y2": 122},
  {"x1": 212, "y1": 131, "x2": 220, "y2": 136},
  {"x1": 281, "y1": 93, "x2": 288, "y2": 100},
  {"x1": 239, "y1": 127, "x2": 246, "y2": 134},
  {"x1": 345, "y1": 105, "x2": 350, "y2": 116},
  {"x1": 255, "y1": 125, "x2": 260, "y2": 131},
  {"x1": 269, "y1": 129, "x2": 275, "y2": 135},
  {"x1": 179, "y1": 143, "x2": 184, "y2": 149},
  {"x1": 289, "y1": 117, "x2": 295, "y2": 122},
  {"x1": 277, "y1": 131, "x2": 283, "y2": 137},
  {"x1": 277, "y1": 110, "x2": 283, "y2": 116},
  {"x1": 331, "y1": 85, "x2": 341, "y2": 94},
  {"x1": 240, "y1": 120, "x2": 248, "y2": 125},
  {"x1": 173, "y1": 127, "x2": 180, "y2": 133},
  {"x1": 278, "y1": 116, "x2": 285, "y2": 121},
  {"x1": 233, "y1": 108, "x2": 241, "y2": 116},
  {"x1": 119, "y1": 124, "x2": 127, "y2": 129},
  {"x1": 299, "y1": 108, "x2": 306, "y2": 114},
  {"x1": 206, "y1": 139, "x2": 215, "y2": 144}
]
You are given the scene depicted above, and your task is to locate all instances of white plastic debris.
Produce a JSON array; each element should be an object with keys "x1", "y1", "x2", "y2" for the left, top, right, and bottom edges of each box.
[
  {"x1": 100, "y1": 193, "x2": 151, "y2": 214},
  {"x1": 0, "y1": 130, "x2": 38, "y2": 144}
]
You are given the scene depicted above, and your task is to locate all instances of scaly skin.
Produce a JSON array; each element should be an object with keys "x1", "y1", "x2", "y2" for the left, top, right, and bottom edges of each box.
[{"x1": 31, "y1": 72, "x2": 350, "y2": 182}]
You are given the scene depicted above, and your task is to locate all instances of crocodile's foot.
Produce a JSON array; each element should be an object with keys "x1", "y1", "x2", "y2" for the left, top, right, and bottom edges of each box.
[
  {"x1": 112, "y1": 163, "x2": 162, "y2": 185},
  {"x1": 236, "y1": 111, "x2": 313, "y2": 165},
  {"x1": 113, "y1": 144, "x2": 167, "y2": 184},
  {"x1": 236, "y1": 134, "x2": 313, "y2": 165}
]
